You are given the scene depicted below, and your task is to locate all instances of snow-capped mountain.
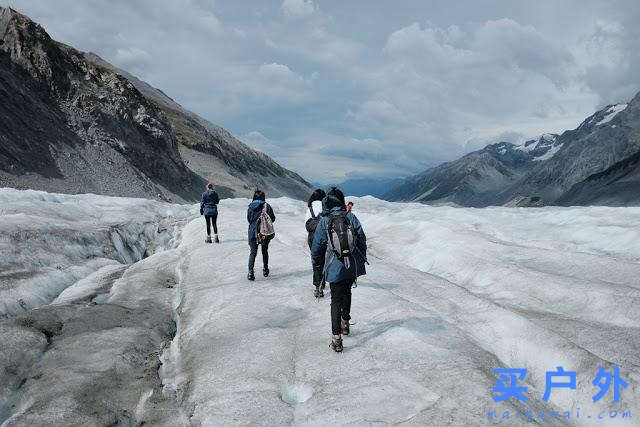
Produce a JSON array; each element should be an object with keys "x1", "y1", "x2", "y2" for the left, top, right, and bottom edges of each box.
[
  {"x1": 498, "y1": 95, "x2": 639, "y2": 205},
  {"x1": 385, "y1": 92, "x2": 640, "y2": 207},
  {"x1": 384, "y1": 133, "x2": 562, "y2": 207},
  {"x1": 0, "y1": 7, "x2": 311, "y2": 202},
  {"x1": 515, "y1": 133, "x2": 562, "y2": 161}
]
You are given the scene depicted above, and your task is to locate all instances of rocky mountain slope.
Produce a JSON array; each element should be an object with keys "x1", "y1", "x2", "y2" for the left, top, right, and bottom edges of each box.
[
  {"x1": 557, "y1": 147, "x2": 640, "y2": 206},
  {"x1": 328, "y1": 177, "x2": 404, "y2": 198},
  {"x1": 385, "y1": 134, "x2": 561, "y2": 206},
  {"x1": 84, "y1": 52, "x2": 312, "y2": 199},
  {"x1": 496, "y1": 95, "x2": 640, "y2": 205},
  {"x1": 386, "y1": 91, "x2": 640, "y2": 207},
  {"x1": 0, "y1": 7, "x2": 311, "y2": 202}
]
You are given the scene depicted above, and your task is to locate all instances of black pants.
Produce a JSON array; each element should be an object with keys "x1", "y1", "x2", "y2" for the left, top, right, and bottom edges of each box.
[
  {"x1": 248, "y1": 240, "x2": 270, "y2": 270},
  {"x1": 308, "y1": 231, "x2": 325, "y2": 288},
  {"x1": 205, "y1": 214, "x2": 218, "y2": 235},
  {"x1": 330, "y1": 279, "x2": 353, "y2": 335}
]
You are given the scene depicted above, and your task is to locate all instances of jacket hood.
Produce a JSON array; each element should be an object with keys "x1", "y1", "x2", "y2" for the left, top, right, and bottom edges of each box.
[
  {"x1": 322, "y1": 195, "x2": 345, "y2": 214},
  {"x1": 249, "y1": 199, "x2": 265, "y2": 211}
]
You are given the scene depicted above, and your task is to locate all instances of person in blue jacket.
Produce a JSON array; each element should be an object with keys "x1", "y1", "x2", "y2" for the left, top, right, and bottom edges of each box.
[
  {"x1": 247, "y1": 189, "x2": 276, "y2": 281},
  {"x1": 311, "y1": 187, "x2": 367, "y2": 352},
  {"x1": 200, "y1": 182, "x2": 220, "y2": 243}
]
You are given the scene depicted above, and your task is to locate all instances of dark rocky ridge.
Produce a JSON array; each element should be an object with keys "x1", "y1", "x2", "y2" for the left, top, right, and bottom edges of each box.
[
  {"x1": 0, "y1": 7, "x2": 311, "y2": 202},
  {"x1": 84, "y1": 52, "x2": 312, "y2": 199},
  {"x1": 557, "y1": 148, "x2": 640, "y2": 206}
]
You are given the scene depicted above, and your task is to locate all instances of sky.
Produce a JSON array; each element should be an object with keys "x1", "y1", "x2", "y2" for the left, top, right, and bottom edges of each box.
[{"x1": 3, "y1": 0, "x2": 639, "y2": 182}]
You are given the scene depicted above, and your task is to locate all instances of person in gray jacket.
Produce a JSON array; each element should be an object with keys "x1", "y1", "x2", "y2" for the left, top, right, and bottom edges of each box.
[
  {"x1": 311, "y1": 187, "x2": 367, "y2": 352},
  {"x1": 200, "y1": 182, "x2": 220, "y2": 243}
]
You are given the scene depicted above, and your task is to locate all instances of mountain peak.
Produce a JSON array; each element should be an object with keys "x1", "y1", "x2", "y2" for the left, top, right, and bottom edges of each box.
[
  {"x1": 0, "y1": 7, "x2": 311, "y2": 201},
  {"x1": 385, "y1": 89, "x2": 640, "y2": 207}
]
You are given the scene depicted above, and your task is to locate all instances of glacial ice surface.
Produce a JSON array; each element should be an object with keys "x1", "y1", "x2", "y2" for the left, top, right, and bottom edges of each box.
[
  {"x1": 1, "y1": 190, "x2": 639, "y2": 425},
  {"x1": 153, "y1": 197, "x2": 640, "y2": 425}
]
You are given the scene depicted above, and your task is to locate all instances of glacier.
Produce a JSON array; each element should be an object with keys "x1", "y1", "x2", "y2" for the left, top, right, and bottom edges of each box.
[{"x1": 1, "y1": 189, "x2": 639, "y2": 425}]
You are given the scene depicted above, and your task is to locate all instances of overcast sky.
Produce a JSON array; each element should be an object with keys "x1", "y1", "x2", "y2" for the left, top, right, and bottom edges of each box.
[{"x1": 3, "y1": 0, "x2": 639, "y2": 182}]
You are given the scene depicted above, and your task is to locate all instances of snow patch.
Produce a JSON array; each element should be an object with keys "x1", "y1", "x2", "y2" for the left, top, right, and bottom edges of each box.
[
  {"x1": 596, "y1": 103, "x2": 627, "y2": 125},
  {"x1": 533, "y1": 143, "x2": 562, "y2": 161},
  {"x1": 413, "y1": 185, "x2": 439, "y2": 201},
  {"x1": 52, "y1": 263, "x2": 126, "y2": 305},
  {"x1": 515, "y1": 133, "x2": 556, "y2": 153},
  {"x1": 134, "y1": 389, "x2": 154, "y2": 422},
  {"x1": 281, "y1": 383, "x2": 313, "y2": 406}
]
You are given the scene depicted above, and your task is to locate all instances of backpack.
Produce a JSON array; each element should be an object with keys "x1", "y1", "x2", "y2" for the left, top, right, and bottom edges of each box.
[
  {"x1": 327, "y1": 212, "x2": 357, "y2": 265},
  {"x1": 305, "y1": 217, "x2": 320, "y2": 233},
  {"x1": 257, "y1": 204, "x2": 275, "y2": 242}
]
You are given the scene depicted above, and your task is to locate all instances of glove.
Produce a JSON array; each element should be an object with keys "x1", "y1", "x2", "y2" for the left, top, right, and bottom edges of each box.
[{"x1": 200, "y1": 208, "x2": 204, "y2": 215}]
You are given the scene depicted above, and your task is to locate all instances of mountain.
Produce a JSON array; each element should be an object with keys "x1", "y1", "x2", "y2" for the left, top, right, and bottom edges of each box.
[
  {"x1": 0, "y1": 7, "x2": 311, "y2": 202},
  {"x1": 385, "y1": 91, "x2": 640, "y2": 207},
  {"x1": 385, "y1": 134, "x2": 561, "y2": 206},
  {"x1": 321, "y1": 177, "x2": 405, "y2": 198},
  {"x1": 496, "y1": 95, "x2": 640, "y2": 205},
  {"x1": 83, "y1": 53, "x2": 311, "y2": 200},
  {"x1": 557, "y1": 148, "x2": 640, "y2": 206}
]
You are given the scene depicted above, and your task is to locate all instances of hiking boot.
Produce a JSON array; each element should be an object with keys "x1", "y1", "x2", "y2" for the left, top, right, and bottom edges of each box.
[
  {"x1": 341, "y1": 318, "x2": 350, "y2": 336},
  {"x1": 205, "y1": 235, "x2": 212, "y2": 243},
  {"x1": 263, "y1": 267, "x2": 269, "y2": 277},
  {"x1": 330, "y1": 336, "x2": 343, "y2": 353},
  {"x1": 214, "y1": 234, "x2": 220, "y2": 243},
  {"x1": 247, "y1": 270, "x2": 255, "y2": 281}
]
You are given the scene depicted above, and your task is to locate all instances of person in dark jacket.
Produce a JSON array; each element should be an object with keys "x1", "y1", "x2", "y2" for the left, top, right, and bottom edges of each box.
[
  {"x1": 305, "y1": 189, "x2": 327, "y2": 297},
  {"x1": 200, "y1": 182, "x2": 220, "y2": 243},
  {"x1": 311, "y1": 187, "x2": 367, "y2": 352},
  {"x1": 247, "y1": 189, "x2": 276, "y2": 281}
]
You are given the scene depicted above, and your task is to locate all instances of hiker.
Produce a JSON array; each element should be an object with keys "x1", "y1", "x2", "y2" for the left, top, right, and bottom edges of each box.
[
  {"x1": 305, "y1": 188, "x2": 326, "y2": 297},
  {"x1": 346, "y1": 201, "x2": 354, "y2": 213},
  {"x1": 200, "y1": 182, "x2": 220, "y2": 243},
  {"x1": 311, "y1": 187, "x2": 367, "y2": 352},
  {"x1": 247, "y1": 189, "x2": 276, "y2": 281}
]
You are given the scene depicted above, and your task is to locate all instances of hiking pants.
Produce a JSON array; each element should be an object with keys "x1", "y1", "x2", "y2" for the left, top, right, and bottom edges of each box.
[
  {"x1": 205, "y1": 214, "x2": 218, "y2": 236},
  {"x1": 330, "y1": 279, "x2": 353, "y2": 335},
  {"x1": 248, "y1": 240, "x2": 270, "y2": 270},
  {"x1": 308, "y1": 231, "x2": 325, "y2": 288}
]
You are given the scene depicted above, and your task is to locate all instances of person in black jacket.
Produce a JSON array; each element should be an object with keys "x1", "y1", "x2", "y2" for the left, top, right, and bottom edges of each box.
[
  {"x1": 200, "y1": 182, "x2": 220, "y2": 243},
  {"x1": 305, "y1": 188, "x2": 326, "y2": 297},
  {"x1": 246, "y1": 189, "x2": 276, "y2": 281}
]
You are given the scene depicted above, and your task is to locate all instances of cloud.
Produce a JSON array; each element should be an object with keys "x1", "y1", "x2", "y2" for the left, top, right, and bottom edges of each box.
[
  {"x1": 348, "y1": 18, "x2": 595, "y2": 160},
  {"x1": 3, "y1": 0, "x2": 639, "y2": 183},
  {"x1": 281, "y1": 0, "x2": 315, "y2": 18},
  {"x1": 578, "y1": 18, "x2": 640, "y2": 105},
  {"x1": 241, "y1": 131, "x2": 282, "y2": 154},
  {"x1": 112, "y1": 47, "x2": 152, "y2": 75}
]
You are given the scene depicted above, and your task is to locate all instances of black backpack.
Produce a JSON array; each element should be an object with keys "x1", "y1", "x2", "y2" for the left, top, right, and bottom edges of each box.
[
  {"x1": 327, "y1": 212, "x2": 357, "y2": 263},
  {"x1": 305, "y1": 217, "x2": 320, "y2": 233}
]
